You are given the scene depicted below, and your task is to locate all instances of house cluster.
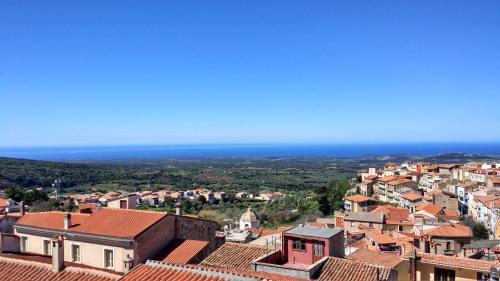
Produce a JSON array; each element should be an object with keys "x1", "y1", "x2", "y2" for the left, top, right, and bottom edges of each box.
[
  {"x1": 61, "y1": 188, "x2": 230, "y2": 209},
  {"x1": 356, "y1": 161, "x2": 500, "y2": 238},
  {"x1": 308, "y1": 160, "x2": 500, "y2": 281},
  {"x1": 1, "y1": 194, "x2": 401, "y2": 281}
]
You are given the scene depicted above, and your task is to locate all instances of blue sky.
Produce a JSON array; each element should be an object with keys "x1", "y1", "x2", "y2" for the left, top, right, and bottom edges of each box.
[{"x1": 1, "y1": 1, "x2": 499, "y2": 147}]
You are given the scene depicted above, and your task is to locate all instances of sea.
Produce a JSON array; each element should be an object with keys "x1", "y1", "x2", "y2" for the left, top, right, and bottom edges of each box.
[{"x1": 0, "y1": 143, "x2": 499, "y2": 161}]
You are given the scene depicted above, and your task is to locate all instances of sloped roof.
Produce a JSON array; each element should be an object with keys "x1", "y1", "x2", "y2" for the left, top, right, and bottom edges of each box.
[
  {"x1": 16, "y1": 212, "x2": 91, "y2": 231},
  {"x1": 15, "y1": 208, "x2": 167, "y2": 239},
  {"x1": 0, "y1": 255, "x2": 119, "y2": 281},
  {"x1": 423, "y1": 223, "x2": 472, "y2": 238},
  {"x1": 348, "y1": 249, "x2": 402, "y2": 268},
  {"x1": 371, "y1": 206, "x2": 409, "y2": 223},
  {"x1": 402, "y1": 193, "x2": 422, "y2": 201},
  {"x1": 318, "y1": 257, "x2": 394, "y2": 281},
  {"x1": 415, "y1": 204, "x2": 443, "y2": 216},
  {"x1": 121, "y1": 261, "x2": 308, "y2": 281},
  {"x1": 162, "y1": 240, "x2": 209, "y2": 264},
  {"x1": 366, "y1": 230, "x2": 396, "y2": 245},
  {"x1": 403, "y1": 252, "x2": 500, "y2": 273},
  {"x1": 71, "y1": 208, "x2": 167, "y2": 238},
  {"x1": 201, "y1": 243, "x2": 272, "y2": 270},
  {"x1": 345, "y1": 194, "x2": 377, "y2": 203}
]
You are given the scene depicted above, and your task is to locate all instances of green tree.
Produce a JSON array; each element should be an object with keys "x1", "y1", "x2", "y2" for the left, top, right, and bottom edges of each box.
[
  {"x1": 315, "y1": 186, "x2": 331, "y2": 216},
  {"x1": 472, "y1": 223, "x2": 489, "y2": 240}
]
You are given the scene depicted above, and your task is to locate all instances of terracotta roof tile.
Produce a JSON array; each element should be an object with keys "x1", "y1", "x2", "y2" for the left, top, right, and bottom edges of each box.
[
  {"x1": 403, "y1": 252, "x2": 500, "y2": 273},
  {"x1": 366, "y1": 230, "x2": 396, "y2": 245},
  {"x1": 345, "y1": 194, "x2": 377, "y2": 203},
  {"x1": 71, "y1": 208, "x2": 167, "y2": 238},
  {"x1": 401, "y1": 193, "x2": 422, "y2": 201},
  {"x1": 122, "y1": 261, "x2": 308, "y2": 281},
  {"x1": 16, "y1": 212, "x2": 91, "y2": 231},
  {"x1": 162, "y1": 239, "x2": 209, "y2": 264},
  {"x1": 348, "y1": 249, "x2": 402, "y2": 268},
  {"x1": 415, "y1": 203, "x2": 443, "y2": 215},
  {"x1": 318, "y1": 257, "x2": 394, "y2": 281},
  {"x1": 16, "y1": 208, "x2": 167, "y2": 238},
  {"x1": 0, "y1": 255, "x2": 119, "y2": 281},
  {"x1": 261, "y1": 226, "x2": 292, "y2": 237},
  {"x1": 423, "y1": 223, "x2": 472, "y2": 238},
  {"x1": 201, "y1": 243, "x2": 272, "y2": 270}
]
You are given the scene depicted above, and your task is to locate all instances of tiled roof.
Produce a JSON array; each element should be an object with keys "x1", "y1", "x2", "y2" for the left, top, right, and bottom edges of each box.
[
  {"x1": 348, "y1": 249, "x2": 402, "y2": 268},
  {"x1": 0, "y1": 198, "x2": 10, "y2": 208},
  {"x1": 162, "y1": 239, "x2": 209, "y2": 264},
  {"x1": 318, "y1": 257, "x2": 394, "y2": 281},
  {"x1": 423, "y1": 223, "x2": 472, "y2": 238},
  {"x1": 415, "y1": 203, "x2": 443, "y2": 215},
  {"x1": 371, "y1": 206, "x2": 409, "y2": 222},
  {"x1": 366, "y1": 230, "x2": 396, "y2": 245},
  {"x1": 403, "y1": 252, "x2": 500, "y2": 273},
  {"x1": 71, "y1": 208, "x2": 167, "y2": 238},
  {"x1": 402, "y1": 193, "x2": 422, "y2": 201},
  {"x1": 0, "y1": 255, "x2": 119, "y2": 281},
  {"x1": 16, "y1": 208, "x2": 167, "y2": 238},
  {"x1": 345, "y1": 194, "x2": 377, "y2": 203},
  {"x1": 201, "y1": 243, "x2": 272, "y2": 270},
  {"x1": 261, "y1": 226, "x2": 292, "y2": 237},
  {"x1": 122, "y1": 261, "x2": 308, "y2": 281},
  {"x1": 16, "y1": 212, "x2": 91, "y2": 231}
]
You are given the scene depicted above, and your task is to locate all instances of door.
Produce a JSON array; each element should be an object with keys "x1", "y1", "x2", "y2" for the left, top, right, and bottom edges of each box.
[
  {"x1": 120, "y1": 200, "x2": 127, "y2": 209},
  {"x1": 312, "y1": 241, "x2": 324, "y2": 263}
]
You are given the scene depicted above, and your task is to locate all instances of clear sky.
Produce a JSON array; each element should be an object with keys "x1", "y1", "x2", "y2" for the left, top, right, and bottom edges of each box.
[{"x1": 1, "y1": 1, "x2": 499, "y2": 147}]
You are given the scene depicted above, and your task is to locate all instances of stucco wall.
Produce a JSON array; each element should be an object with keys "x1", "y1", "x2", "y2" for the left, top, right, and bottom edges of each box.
[
  {"x1": 417, "y1": 263, "x2": 481, "y2": 281},
  {"x1": 63, "y1": 239, "x2": 134, "y2": 272},
  {"x1": 14, "y1": 231, "x2": 134, "y2": 272}
]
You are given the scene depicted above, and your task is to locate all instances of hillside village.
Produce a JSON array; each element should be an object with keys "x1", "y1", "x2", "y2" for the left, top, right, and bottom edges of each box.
[{"x1": 0, "y1": 161, "x2": 499, "y2": 280}]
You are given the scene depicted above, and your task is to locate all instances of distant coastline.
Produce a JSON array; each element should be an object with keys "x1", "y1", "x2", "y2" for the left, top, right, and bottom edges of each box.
[{"x1": 0, "y1": 143, "x2": 499, "y2": 161}]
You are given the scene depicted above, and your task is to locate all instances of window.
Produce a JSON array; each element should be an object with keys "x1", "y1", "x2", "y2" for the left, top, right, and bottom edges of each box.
[
  {"x1": 434, "y1": 268, "x2": 455, "y2": 281},
  {"x1": 43, "y1": 239, "x2": 52, "y2": 256},
  {"x1": 20, "y1": 236, "x2": 28, "y2": 253},
  {"x1": 368, "y1": 223, "x2": 373, "y2": 228},
  {"x1": 292, "y1": 239, "x2": 306, "y2": 251},
  {"x1": 398, "y1": 225, "x2": 403, "y2": 231},
  {"x1": 71, "y1": 244, "x2": 81, "y2": 263},
  {"x1": 313, "y1": 241, "x2": 324, "y2": 257},
  {"x1": 103, "y1": 248, "x2": 114, "y2": 269}
]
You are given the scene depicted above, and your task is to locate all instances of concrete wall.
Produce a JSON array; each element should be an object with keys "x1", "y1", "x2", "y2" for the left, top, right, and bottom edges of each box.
[
  {"x1": 328, "y1": 231, "x2": 344, "y2": 258},
  {"x1": 0, "y1": 233, "x2": 20, "y2": 253}
]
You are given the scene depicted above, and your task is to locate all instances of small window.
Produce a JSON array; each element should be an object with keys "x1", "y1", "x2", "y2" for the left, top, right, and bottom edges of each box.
[
  {"x1": 368, "y1": 223, "x2": 373, "y2": 228},
  {"x1": 72, "y1": 244, "x2": 81, "y2": 263},
  {"x1": 104, "y1": 249, "x2": 114, "y2": 269},
  {"x1": 43, "y1": 240, "x2": 52, "y2": 256},
  {"x1": 313, "y1": 241, "x2": 324, "y2": 257},
  {"x1": 292, "y1": 239, "x2": 306, "y2": 251},
  {"x1": 20, "y1": 236, "x2": 28, "y2": 253}
]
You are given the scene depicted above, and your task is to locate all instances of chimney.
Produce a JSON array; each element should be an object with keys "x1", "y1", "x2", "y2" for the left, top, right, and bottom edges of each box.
[
  {"x1": 409, "y1": 250, "x2": 420, "y2": 281},
  {"x1": 51, "y1": 236, "x2": 64, "y2": 273},
  {"x1": 175, "y1": 203, "x2": 182, "y2": 216},
  {"x1": 19, "y1": 201, "x2": 25, "y2": 216},
  {"x1": 64, "y1": 213, "x2": 71, "y2": 230}
]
